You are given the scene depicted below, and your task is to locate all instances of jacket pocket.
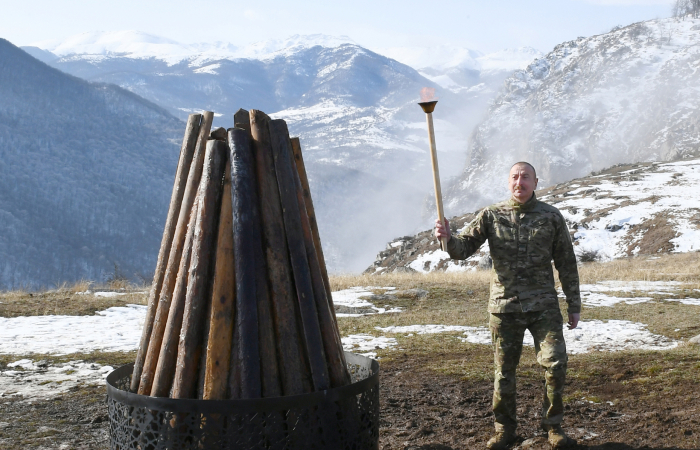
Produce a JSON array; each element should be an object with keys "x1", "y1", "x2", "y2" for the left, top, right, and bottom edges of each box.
[{"x1": 528, "y1": 218, "x2": 553, "y2": 263}]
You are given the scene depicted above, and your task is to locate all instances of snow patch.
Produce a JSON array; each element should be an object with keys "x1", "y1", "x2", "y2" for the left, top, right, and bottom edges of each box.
[
  {"x1": 575, "y1": 281, "x2": 700, "y2": 307},
  {"x1": 341, "y1": 334, "x2": 397, "y2": 359},
  {"x1": 332, "y1": 287, "x2": 402, "y2": 316},
  {"x1": 0, "y1": 305, "x2": 146, "y2": 355},
  {"x1": 407, "y1": 249, "x2": 450, "y2": 273},
  {"x1": 0, "y1": 360, "x2": 113, "y2": 402},
  {"x1": 373, "y1": 320, "x2": 678, "y2": 354}
]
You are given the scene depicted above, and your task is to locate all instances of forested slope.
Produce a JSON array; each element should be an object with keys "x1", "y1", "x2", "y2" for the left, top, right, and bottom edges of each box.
[{"x1": 0, "y1": 38, "x2": 183, "y2": 288}]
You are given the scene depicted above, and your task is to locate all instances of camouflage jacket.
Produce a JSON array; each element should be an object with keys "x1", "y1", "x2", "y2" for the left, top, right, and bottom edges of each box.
[{"x1": 446, "y1": 193, "x2": 581, "y2": 314}]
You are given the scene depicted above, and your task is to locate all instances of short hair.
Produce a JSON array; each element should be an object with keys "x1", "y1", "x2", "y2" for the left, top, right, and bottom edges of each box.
[{"x1": 510, "y1": 161, "x2": 537, "y2": 178}]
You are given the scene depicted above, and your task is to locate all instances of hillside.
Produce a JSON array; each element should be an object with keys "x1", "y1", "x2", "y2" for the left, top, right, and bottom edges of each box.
[
  {"x1": 365, "y1": 157, "x2": 700, "y2": 274},
  {"x1": 21, "y1": 31, "x2": 540, "y2": 271},
  {"x1": 0, "y1": 38, "x2": 183, "y2": 288},
  {"x1": 444, "y1": 17, "x2": 700, "y2": 217}
]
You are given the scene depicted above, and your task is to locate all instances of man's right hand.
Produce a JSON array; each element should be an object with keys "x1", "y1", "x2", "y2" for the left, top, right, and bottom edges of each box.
[{"x1": 434, "y1": 218, "x2": 451, "y2": 243}]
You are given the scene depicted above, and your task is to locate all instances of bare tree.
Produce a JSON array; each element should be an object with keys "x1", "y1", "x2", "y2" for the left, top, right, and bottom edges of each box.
[{"x1": 674, "y1": 0, "x2": 700, "y2": 18}]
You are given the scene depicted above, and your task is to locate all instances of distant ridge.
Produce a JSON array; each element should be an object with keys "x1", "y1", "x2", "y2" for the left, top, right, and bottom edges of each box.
[
  {"x1": 0, "y1": 38, "x2": 183, "y2": 288},
  {"x1": 28, "y1": 31, "x2": 357, "y2": 65}
]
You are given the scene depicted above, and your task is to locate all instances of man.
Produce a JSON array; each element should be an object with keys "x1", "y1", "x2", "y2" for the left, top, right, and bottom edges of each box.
[{"x1": 434, "y1": 162, "x2": 580, "y2": 449}]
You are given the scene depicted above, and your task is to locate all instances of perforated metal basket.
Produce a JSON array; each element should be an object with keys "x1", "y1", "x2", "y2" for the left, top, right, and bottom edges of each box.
[{"x1": 106, "y1": 352, "x2": 379, "y2": 450}]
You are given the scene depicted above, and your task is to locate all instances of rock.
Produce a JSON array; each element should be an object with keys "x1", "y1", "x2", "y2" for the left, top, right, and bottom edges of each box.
[
  {"x1": 393, "y1": 266, "x2": 416, "y2": 274},
  {"x1": 688, "y1": 334, "x2": 700, "y2": 344},
  {"x1": 334, "y1": 305, "x2": 376, "y2": 315}
]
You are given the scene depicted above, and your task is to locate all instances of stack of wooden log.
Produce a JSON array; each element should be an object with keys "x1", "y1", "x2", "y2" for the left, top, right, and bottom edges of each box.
[{"x1": 130, "y1": 109, "x2": 349, "y2": 400}]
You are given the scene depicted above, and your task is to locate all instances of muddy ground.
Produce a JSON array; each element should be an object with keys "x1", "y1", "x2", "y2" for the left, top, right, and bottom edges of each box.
[
  {"x1": 1, "y1": 350, "x2": 698, "y2": 450},
  {"x1": 379, "y1": 351, "x2": 700, "y2": 450}
]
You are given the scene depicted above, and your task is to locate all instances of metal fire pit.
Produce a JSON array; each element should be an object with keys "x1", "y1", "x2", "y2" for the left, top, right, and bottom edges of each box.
[{"x1": 106, "y1": 352, "x2": 379, "y2": 450}]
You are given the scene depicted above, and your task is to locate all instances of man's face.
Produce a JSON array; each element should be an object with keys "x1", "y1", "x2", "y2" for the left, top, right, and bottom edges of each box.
[{"x1": 508, "y1": 164, "x2": 538, "y2": 204}]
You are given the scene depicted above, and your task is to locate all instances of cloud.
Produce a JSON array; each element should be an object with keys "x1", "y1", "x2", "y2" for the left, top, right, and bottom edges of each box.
[
  {"x1": 243, "y1": 9, "x2": 264, "y2": 21},
  {"x1": 578, "y1": 0, "x2": 673, "y2": 5}
]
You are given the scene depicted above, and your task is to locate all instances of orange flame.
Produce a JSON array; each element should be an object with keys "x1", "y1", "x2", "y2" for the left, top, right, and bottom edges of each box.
[{"x1": 420, "y1": 87, "x2": 436, "y2": 102}]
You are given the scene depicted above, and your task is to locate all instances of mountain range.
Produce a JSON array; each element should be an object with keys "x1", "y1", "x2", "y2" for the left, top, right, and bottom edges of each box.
[{"x1": 19, "y1": 31, "x2": 536, "y2": 272}]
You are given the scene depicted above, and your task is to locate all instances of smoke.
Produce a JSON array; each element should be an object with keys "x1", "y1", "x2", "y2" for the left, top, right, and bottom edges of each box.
[{"x1": 287, "y1": 90, "x2": 488, "y2": 273}]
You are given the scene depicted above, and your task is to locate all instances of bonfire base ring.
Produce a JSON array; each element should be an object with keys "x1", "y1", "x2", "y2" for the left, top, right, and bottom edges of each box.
[{"x1": 106, "y1": 352, "x2": 379, "y2": 450}]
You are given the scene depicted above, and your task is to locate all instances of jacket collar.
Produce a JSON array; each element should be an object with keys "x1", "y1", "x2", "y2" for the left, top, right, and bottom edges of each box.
[{"x1": 508, "y1": 192, "x2": 537, "y2": 211}]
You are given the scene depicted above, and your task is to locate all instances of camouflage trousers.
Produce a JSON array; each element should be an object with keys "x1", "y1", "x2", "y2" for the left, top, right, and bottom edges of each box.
[{"x1": 489, "y1": 309, "x2": 567, "y2": 433}]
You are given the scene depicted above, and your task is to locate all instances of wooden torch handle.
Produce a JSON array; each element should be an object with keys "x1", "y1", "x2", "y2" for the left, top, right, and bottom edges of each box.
[{"x1": 425, "y1": 112, "x2": 447, "y2": 251}]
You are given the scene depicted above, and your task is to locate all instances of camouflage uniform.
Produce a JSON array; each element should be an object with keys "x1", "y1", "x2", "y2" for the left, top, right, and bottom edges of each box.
[{"x1": 446, "y1": 193, "x2": 581, "y2": 434}]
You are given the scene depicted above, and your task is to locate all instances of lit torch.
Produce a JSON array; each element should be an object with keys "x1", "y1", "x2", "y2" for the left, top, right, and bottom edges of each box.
[{"x1": 418, "y1": 87, "x2": 447, "y2": 251}]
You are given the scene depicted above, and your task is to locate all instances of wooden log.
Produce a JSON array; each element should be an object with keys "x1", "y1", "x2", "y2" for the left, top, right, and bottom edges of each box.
[
  {"x1": 290, "y1": 137, "x2": 349, "y2": 386},
  {"x1": 138, "y1": 111, "x2": 214, "y2": 395},
  {"x1": 210, "y1": 127, "x2": 227, "y2": 141},
  {"x1": 269, "y1": 119, "x2": 330, "y2": 392},
  {"x1": 241, "y1": 109, "x2": 282, "y2": 398},
  {"x1": 228, "y1": 127, "x2": 262, "y2": 399},
  {"x1": 289, "y1": 138, "x2": 334, "y2": 316},
  {"x1": 202, "y1": 165, "x2": 235, "y2": 400},
  {"x1": 131, "y1": 113, "x2": 201, "y2": 392},
  {"x1": 149, "y1": 196, "x2": 200, "y2": 397},
  {"x1": 233, "y1": 108, "x2": 251, "y2": 134},
  {"x1": 228, "y1": 322, "x2": 242, "y2": 400},
  {"x1": 249, "y1": 110, "x2": 310, "y2": 396},
  {"x1": 290, "y1": 142, "x2": 350, "y2": 388},
  {"x1": 171, "y1": 140, "x2": 228, "y2": 399},
  {"x1": 253, "y1": 222, "x2": 282, "y2": 399}
]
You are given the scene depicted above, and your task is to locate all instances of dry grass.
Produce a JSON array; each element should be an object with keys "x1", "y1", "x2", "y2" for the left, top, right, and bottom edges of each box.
[
  {"x1": 576, "y1": 252, "x2": 700, "y2": 285},
  {"x1": 331, "y1": 252, "x2": 700, "y2": 371},
  {"x1": 332, "y1": 271, "x2": 492, "y2": 338},
  {"x1": 0, "y1": 281, "x2": 148, "y2": 318},
  {"x1": 329, "y1": 270, "x2": 491, "y2": 291}
]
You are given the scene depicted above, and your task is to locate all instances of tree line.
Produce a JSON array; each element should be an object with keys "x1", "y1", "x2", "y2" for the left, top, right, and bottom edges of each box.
[{"x1": 673, "y1": 0, "x2": 700, "y2": 18}]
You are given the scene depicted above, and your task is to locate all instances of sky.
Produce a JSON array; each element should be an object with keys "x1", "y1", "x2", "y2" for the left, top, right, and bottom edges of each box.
[{"x1": 2, "y1": 0, "x2": 675, "y2": 54}]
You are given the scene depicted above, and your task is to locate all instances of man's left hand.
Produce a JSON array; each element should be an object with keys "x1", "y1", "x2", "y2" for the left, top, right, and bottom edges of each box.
[{"x1": 567, "y1": 313, "x2": 580, "y2": 330}]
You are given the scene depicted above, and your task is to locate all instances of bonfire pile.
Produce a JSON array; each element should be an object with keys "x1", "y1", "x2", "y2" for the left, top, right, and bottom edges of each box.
[{"x1": 130, "y1": 109, "x2": 349, "y2": 400}]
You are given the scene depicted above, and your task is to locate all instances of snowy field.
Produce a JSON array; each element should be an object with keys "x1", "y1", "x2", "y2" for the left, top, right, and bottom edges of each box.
[{"x1": 1, "y1": 281, "x2": 690, "y2": 400}]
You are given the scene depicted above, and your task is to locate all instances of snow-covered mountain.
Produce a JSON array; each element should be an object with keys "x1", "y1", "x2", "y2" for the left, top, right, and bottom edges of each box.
[
  {"x1": 365, "y1": 157, "x2": 700, "y2": 274},
  {"x1": 374, "y1": 45, "x2": 542, "y2": 91},
  {"x1": 27, "y1": 31, "x2": 357, "y2": 65},
  {"x1": 444, "y1": 17, "x2": 700, "y2": 217},
  {"x1": 20, "y1": 32, "x2": 531, "y2": 272}
]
